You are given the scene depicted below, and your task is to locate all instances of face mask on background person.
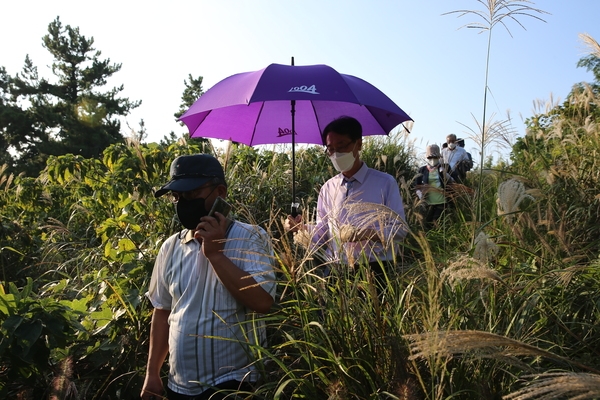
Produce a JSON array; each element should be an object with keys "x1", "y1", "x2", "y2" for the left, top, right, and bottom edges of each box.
[
  {"x1": 427, "y1": 158, "x2": 439, "y2": 167},
  {"x1": 448, "y1": 142, "x2": 456, "y2": 150},
  {"x1": 329, "y1": 151, "x2": 356, "y2": 173}
]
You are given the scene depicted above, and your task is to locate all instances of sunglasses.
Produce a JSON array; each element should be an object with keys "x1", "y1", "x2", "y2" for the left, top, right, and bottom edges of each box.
[
  {"x1": 324, "y1": 140, "x2": 356, "y2": 156},
  {"x1": 168, "y1": 184, "x2": 217, "y2": 204}
]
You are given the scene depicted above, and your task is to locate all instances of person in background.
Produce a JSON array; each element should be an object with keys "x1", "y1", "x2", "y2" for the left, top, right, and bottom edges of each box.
[
  {"x1": 414, "y1": 144, "x2": 454, "y2": 230},
  {"x1": 285, "y1": 116, "x2": 408, "y2": 281},
  {"x1": 455, "y1": 138, "x2": 473, "y2": 182},
  {"x1": 441, "y1": 133, "x2": 471, "y2": 183},
  {"x1": 141, "y1": 154, "x2": 276, "y2": 400}
]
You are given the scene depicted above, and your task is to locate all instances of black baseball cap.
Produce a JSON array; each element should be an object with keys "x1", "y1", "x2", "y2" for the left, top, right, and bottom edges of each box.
[{"x1": 154, "y1": 154, "x2": 225, "y2": 198}]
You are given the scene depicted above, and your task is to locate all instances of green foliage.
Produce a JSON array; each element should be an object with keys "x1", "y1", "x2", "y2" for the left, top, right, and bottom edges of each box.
[
  {"x1": 7, "y1": 8, "x2": 598, "y2": 399},
  {"x1": 360, "y1": 130, "x2": 417, "y2": 184},
  {"x1": 260, "y1": 256, "x2": 416, "y2": 399},
  {"x1": 0, "y1": 278, "x2": 86, "y2": 397},
  {"x1": 1, "y1": 56, "x2": 600, "y2": 397},
  {"x1": 174, "y1": 73, "x2": 205, "y2": 121},
  {"x1": 0, "y1": 17, "x2": 140, "y2": 177},
  {"x1": 510, "y1": 53, "x2": 600, "y2": 261},
  {"x1": 0, "y1": 139, "x2": 197, "y2": 397}
]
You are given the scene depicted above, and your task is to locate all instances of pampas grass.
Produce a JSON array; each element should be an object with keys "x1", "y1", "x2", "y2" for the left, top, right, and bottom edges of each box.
[
  {"x1": 504, "y1": 372, "x2": 600, "y2": 400},
  {"x1": 342, "y1": 201, "x2": 411, "y2": 246},
  {"x1": 579, "y1": 33, "x2": 600, "y2": 58},
  {"x1": 405, "y1": 330, "x2": 569, "y2": 365},
  {"x1": 473, "y1": 231, "x2": 499, "y2": 262},
  {"x1": 441, "y1": 254, "x2": 503, "y2": 285},
  {"x1": 497, "y1": 178, "x2": 535, "y2": 222},
  {"x1": 0, "y1": 164, "x2": 16, "y2": 191},
  {"x1": 444, "y1": 0, "x2": 548, "y2": 222}
]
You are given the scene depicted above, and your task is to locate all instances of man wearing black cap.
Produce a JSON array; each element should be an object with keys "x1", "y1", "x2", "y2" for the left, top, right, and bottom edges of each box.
[
  {"x1": 140, "y1": 154, "x2": 276, "y2": 400},
  {"x1": 455, "y1": 138, "x2": 473, "y2": 183},
  {"x1": 441, "y1": 134, "x2": 471, "y2": 183}
]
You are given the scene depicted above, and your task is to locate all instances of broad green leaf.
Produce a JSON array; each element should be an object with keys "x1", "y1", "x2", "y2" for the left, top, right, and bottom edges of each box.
[
  {"x1": 91, "y1": 307, "x2": 113, "y2": 332},
  {"x1": 0, "y1": 293, "x2": 17, "y2": 316},
  {"x1": 60, "y1": 297, "x2": 88, "y2": 314}
]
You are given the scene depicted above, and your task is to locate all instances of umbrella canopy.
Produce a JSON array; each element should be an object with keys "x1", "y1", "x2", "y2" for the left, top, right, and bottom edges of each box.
[
  {"x1": 180, "y1": 63, "x2": 412, "y2": 145},
  {"x1": 179, "y1": 63, "x2": 413, "y2": 215}
]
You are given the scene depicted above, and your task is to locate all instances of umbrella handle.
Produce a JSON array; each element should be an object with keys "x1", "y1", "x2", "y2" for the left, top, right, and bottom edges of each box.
[{"x1": 291, "y1": 203, "x2": 300, "y2": 218}]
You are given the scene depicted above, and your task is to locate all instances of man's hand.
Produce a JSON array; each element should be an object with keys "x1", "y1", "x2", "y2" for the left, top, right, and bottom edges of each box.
[
  {"x1": 194, "y1": 213, "x2": 229, "y2": 258},
  {"x1": 284, "y1": 214, "x2": 304, "y2": 233},
  {"x1": 195, "y1": 216, "x2": 274, "y2": 314},
  {"x1": 339, "y1": 225, "x2": 380, "y2": 243},
  {"x1": 140, "y1": 308, "x2": 170, "y2": 400},
  {"x1": 140, "y1": 375, "x2": 164, "y2": 400}
]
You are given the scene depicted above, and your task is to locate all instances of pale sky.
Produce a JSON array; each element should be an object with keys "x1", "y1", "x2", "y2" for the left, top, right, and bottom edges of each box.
[{"x1": 3, "y1": 1, "x2": 599, "y2": 162}]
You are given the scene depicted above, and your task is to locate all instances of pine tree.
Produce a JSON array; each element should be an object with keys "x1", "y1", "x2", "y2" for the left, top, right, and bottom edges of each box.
[
  {"x1": 174, "y1": 73, "x2": 209, "y2": 143},
  {"x1": 174, "y1": 73, "x2": 204, "y2": 121},
  {"x1": 1, "y1": 17, "x2": 140, "y2": 176}
]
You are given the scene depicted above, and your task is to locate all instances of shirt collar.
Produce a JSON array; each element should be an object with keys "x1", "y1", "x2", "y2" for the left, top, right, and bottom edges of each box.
[
  {"x1": 338, "y1": 161, "x2": 368, "y2": 186},
  {"x1": 182, "y1": 229, "x2": 196, "y2": 244},
  {"x1": 353, "y1": 162, "x2": 368, "y2": 183}
]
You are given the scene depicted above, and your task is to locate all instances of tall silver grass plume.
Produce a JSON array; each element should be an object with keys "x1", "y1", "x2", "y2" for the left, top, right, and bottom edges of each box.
[
  {"x1": 444, "y1": 1, "x2": 549, "y2": 36},
  {"x1": 579, "y1": 33, "x2": 600, "y2": 58},
  {"x1": 497, "y1": 178, "x2": 534, "y2": 222},
  {"x1": 0, "y1": 164, "x2": 15, "y2": 191},
  {"x1": 404, "y1": 330, "x2": 566, "y2": 364},
  {"x1": 292, "y1": 229, "x2": 312, "y2": 248},
  {"x1": 444, "y1": 1, "x2": 548, "y2": 223},
  {"x1": 441, "y1": 254, "x2": 503, "y2": 285},
  {"x1": 473, "y1": 231, "x2": 499, "y2": 262},
  {"x1": 460, "y1": 113, "x2": 517, "y2": 156},
  {"x1": 342, "y1": 200, "x2": 410, "y2": 243},
  {"x1": 504, "y1": 372, "x2": 600, "y2": 400},
  {"x1": 553, "y1": 264, "x2": 589, "y2": 287}
]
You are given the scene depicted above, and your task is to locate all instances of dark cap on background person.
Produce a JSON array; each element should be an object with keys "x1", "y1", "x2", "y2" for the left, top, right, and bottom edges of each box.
[{"x1": 154, "y1": 154, "x2": 225, "y2": 198}]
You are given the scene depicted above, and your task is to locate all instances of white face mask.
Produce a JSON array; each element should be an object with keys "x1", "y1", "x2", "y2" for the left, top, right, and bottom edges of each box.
[
  {"x1": 329, "y1": 151, "x2": 356, "y2": 172},
  {"x1": 427, "y1": 158, "x2": 439, "y2": 167},
  {"x1": 448, "y1": 142, "x2": 456, "y2": 150}
]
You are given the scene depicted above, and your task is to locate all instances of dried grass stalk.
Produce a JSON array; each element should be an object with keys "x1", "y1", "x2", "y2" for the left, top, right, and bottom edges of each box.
[
  {"x1": 504, "y1": 372, "x2": 600, "y2": 400},
  {"x1": 405, "y1": 330, "x2": 562, "y2": 363},
  {"x1": 579, "y1": 33, "x2": 600, "y2": 58},
  {"x1": 0, "y1": 164, "x2": 15, "y2": 191},
  {"x1": 405, "y1": 330, "x2": 600, "y2": 377},
  {"x1": 343, "y1": 200, "x2": 410, "y2": 243},
  {"x1": 497, "y1": 178, "x2": 534, "y2": 222},
  {"x1": 441, "y1": 254, "x2": 503, "y2": 285},
  {"x1": 473, "y1": 231, "x2": 499, "y2": 262}
]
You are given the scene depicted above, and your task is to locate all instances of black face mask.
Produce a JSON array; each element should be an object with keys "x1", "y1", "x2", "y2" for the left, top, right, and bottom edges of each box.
[{"x1": 176, "y1": 197, "x2": 210, "y2": 230}]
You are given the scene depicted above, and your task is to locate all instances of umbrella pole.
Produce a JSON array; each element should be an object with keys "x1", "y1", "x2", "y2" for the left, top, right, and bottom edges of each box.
[
  {"x1": 290, "y1": 56, "x2": 299, "y2": 217},
  {"x1": 291, "y1": 99, "x2": 299, "y2": 217}
]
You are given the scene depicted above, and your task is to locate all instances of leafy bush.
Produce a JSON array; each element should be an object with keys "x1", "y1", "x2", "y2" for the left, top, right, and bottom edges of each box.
[{"x1": 0, "y1": 123, "x2": 599, "y2": 398}]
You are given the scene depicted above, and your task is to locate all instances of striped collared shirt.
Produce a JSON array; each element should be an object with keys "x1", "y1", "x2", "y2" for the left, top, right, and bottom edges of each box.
[{"x1": 147, "y1": 221, "x2": 276, "y2": 396}]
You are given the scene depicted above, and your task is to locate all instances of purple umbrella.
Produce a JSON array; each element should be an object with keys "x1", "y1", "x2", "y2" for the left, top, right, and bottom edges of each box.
[{"x1": 179, "y1": 62, "x2": 413, "y2": 215}]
